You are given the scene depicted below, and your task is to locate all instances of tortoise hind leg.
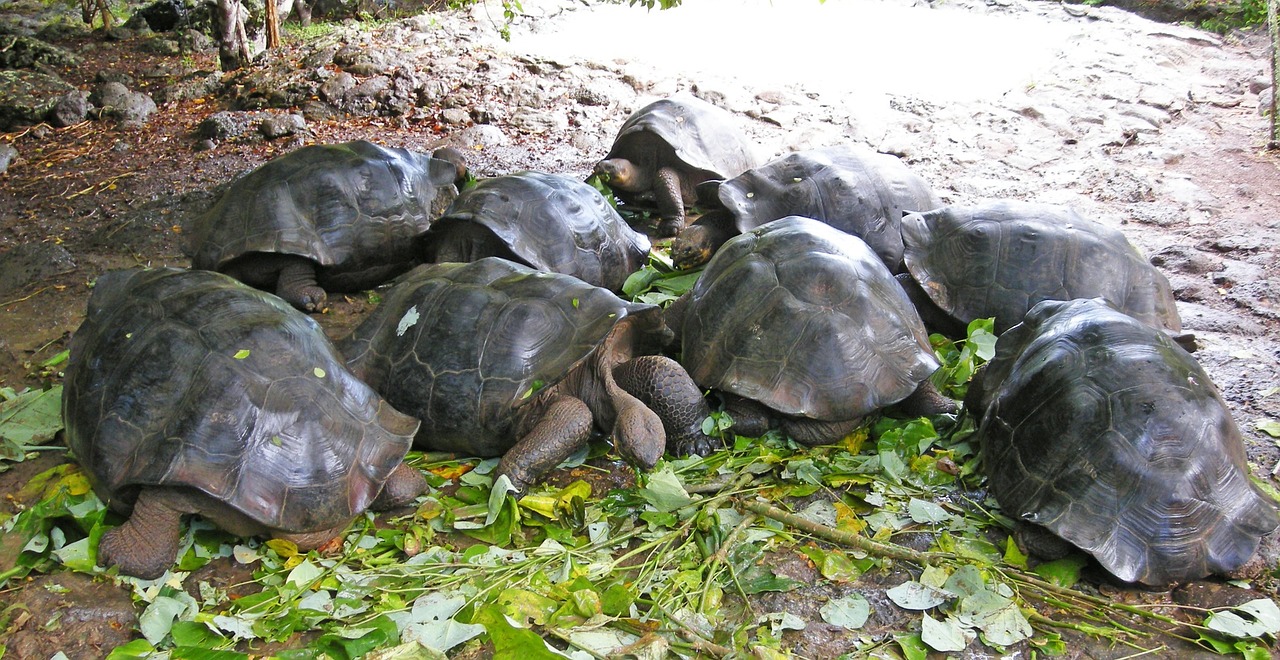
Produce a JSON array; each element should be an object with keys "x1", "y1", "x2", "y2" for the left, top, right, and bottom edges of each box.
[
  {"x1": 276, "y1": 256, "x2": 326, "y2": 312},
  {"x1": 497, "y1": 395, "x2": 594, "y2": 493},
  {"x1": 98, "y1": 488, "x2": 190, "y2": 580},
  {"x1": 614, "y1": 355, "x2": 718, "y2": 457}
]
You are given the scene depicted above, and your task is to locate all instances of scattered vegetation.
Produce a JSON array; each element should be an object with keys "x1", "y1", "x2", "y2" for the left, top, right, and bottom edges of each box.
[{"x1": 1, "y1": 262, "x2": 1277, "y2": 657}]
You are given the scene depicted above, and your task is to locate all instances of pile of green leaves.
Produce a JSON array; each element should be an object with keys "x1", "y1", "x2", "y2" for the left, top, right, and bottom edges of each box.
[{"x1": 2, "y1": 270, "x2": 1278, "y2": 658}]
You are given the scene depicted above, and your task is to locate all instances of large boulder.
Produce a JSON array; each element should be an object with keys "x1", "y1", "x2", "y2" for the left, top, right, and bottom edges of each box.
[{"x1": 0, "y1": 70, "x2": 75, "y2": 130}]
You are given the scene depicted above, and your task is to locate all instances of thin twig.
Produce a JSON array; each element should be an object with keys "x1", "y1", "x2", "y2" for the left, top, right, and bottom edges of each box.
[{"x1": 741, "y1": 498, "x2": 950, "y2": 565}]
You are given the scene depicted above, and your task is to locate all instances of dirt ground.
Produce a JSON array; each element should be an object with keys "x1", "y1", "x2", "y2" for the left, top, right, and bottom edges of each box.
[{"x1": 3, "y1": 2, "x2": 1280, "y2": 658}]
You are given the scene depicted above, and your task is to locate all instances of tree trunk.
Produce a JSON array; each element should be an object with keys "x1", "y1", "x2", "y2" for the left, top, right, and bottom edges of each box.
[
  {"x1": 215, "y1": 0, "x2": 252, "y2": 71},
  {"x1": 265, "y1": 0, "x2": 281, "y2": 50},
  {"x1": 80, "y1": 0, "x2": 115, "y2": 30}
]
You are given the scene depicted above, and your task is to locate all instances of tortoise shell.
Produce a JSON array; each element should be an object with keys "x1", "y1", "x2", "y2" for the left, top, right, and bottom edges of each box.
[
  {"x1": 709, "y1": 145, "x2": 940, "y2": 272},
  {"x1": 340, "y1": 257, "x2": 663, "y2": 456},
  {"x1": 680, "y1": 216, "x2": 939, "y2": 421},
  {"x1": 425, "y1": 171, "x2": 651, "y2": 292},
  {"x1": 62, "y1": 267, "x2": 419, "y2": 533},
  {"x1": 975, "y1": 297, "x2": 1278, "y2": 585},
  {"x1": 901, "y1": 200, "x2": 1181, "y2": 335},
  {"x1": 602, "y1": 96, "x2": 758, "y2": 198},
  {"x1": 187, "y1": 140, "x2": 460, "y2": 291}
]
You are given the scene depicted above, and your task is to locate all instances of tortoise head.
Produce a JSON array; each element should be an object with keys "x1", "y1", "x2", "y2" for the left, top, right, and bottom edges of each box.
[
  {"x1": 671, "y1": 210, "x2": 736, "y2": 271},
  {"x1": 612, "y1": 401, "x2": 666, "y2": 469},
  {"x1": 593, "y1": 158, "x2": 642, "y2": 192},
  {"x1": 431, "y1": 146, "x2": 469, "y2": 187}
]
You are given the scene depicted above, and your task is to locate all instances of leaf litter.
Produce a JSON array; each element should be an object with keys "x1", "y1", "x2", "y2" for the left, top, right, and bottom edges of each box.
[{"x1": 0, "y1": 262, "x2": 1276, "y2": 658}]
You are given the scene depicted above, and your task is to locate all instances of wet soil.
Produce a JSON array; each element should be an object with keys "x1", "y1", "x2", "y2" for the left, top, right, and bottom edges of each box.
[{"x1": 3, "y1": 1, "x2": 1280, "y2": 658}]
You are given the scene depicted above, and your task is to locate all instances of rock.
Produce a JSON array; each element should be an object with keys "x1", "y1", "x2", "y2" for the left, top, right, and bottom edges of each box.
[
  {"x1": 0, "y1": 143, "x2": 17, "y2": 174},
  {"x1": 0, "y1": 34, "x2": 82, "y2": 70},
  {"x1": 1149, "y1": 244, "x2": 1223, "y2": 275},
  {"x1": 1177, "y1": 302, "x2": 1266, "y2": 337},
  {"x1": 257, "y1": 112, "x2": 307, "y2": 138},
  {"x1": 441, "y1": 108, "x2": 470, "y2": 125},
  {"x1": 138, "y1": 37, "x2": 182, "y2": 55},
  {"x1": 0, "y1": 243, "x2": 77, "y2": 296},
  {"x1": 195, "y1": 110, "x2": 251, "y2": 141},
  {"x1": 0, "y1": 70, "x2": 75, "y2": 130},
  {"x1": 177, "y1": 28, "x2": 213, "y2": 52},
  {"x1": 50, "y1": 89, "x2": 92, "y2": 127},
  {"x1": 95, "y1": 70, "x2": 136, "y2": 87},
  {"x1": 131, "y1": 0, "x2": 189, "y2": 31},
  {"x1": 90, "y1": 81, "x2": 157, "y2": 125}
]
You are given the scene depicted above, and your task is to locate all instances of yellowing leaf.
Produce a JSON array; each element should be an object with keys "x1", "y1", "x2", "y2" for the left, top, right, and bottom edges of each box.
[
  {"x1": 313, "y1": 367, "x2": 326, "y2": 378},
  {"x1": 266, "y1": 538, "x2": 300, "y2": 558},
  {"x1": 233, "y1": 349, "x2": 251, "y2": 359}
]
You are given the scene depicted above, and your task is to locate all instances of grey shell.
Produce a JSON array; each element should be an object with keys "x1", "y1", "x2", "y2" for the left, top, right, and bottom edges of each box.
[
  {"x1": 340, "y1": 258, "x2": 661, "y2": 456},
  {"x1": 62, "y1": 267, "x2": 419, "y2": 533},
  {"x1": 427, "y1": 171, "x2": 651, "y2": 292},
  {"x1": 976, "y1": 297, "x2": 1278, "y2": 586},
  {"x1": 188, "y1": 140, "x2": 460, "y2": 291},
  {"x1": 711, "y1": 145, "x2": 940, "y2": 272},
  {"x1": 901, "y1": 200, "x2": 1181, "y2": 334},
  {"x1": 680, "y1": 216, "x2": 940, "y2": 421},
  {"x1": 605, "y1": 95, "x2": 758, "y2": 182}
]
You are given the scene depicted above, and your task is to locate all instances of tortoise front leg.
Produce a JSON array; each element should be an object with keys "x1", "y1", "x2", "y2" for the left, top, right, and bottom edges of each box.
[
  {"x1": 98, "y1": 488, "x2": 188, "y2": 580},
  {"x1": 781, "y1": 416, "x2": 865, "y2": 446},
  {"x1": 615, "y1": 355, "x2": 718, "y2": 457},
  {"x1": 276, "y1": 257, "x2": 327, "y2": 312},
  {"x1": 892, "y1": 379, "x2": 958, "y2": 418},
  {"x1": 653, "y1": 166, "x2": 687, "y2": 237},
  {"x1": 371, "y1": 462, "x2": 428, "y2": 510},
  {"x1": 496, "y1": 395, "x2": 594, "y2": 493}
]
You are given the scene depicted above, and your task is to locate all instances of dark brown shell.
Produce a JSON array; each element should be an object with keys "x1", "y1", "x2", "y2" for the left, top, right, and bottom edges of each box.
[
  {"x1": 187, "y1": 140, "x2": 460, "y2": 291},
  {"x1": 680, "y1": 216, "x2": 939, "y2": 421},
  {"x1": 340, "y1": 258, "x2": 662, "y2": 456},
  {"x1": 976, "y1": 298, "x2": 1278, "y2": 585},
  {"x1": 62, "y1": 267, "x2": 419, "y2": 533},
  {"x1": 901, "y1": 201, "x2": 1181, "y2": 334},
  {"x1": 604, "y1": 96, "x2": 758, "y2": 185},
  {"x1": 426, "y1": 172, "x2": 650, "y2": 292},
  {"x1": 712, "y1": 145, "x2": 940, "y2": 272}
]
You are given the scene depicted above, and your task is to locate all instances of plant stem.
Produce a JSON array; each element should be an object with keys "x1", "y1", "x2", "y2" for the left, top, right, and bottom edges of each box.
[{"x1": 741, "y1": 499, "x2": 950, "y2": 565}]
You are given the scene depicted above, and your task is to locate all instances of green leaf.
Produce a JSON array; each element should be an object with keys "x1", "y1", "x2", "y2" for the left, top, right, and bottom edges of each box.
[
  {"x1": 105, "y1": 639, "x2": 157, "y2": 659},
  {"x1": 639, "y1": 466, "x2": 694, "y2": 512},
  {"x1": 1001, "y1": 535, "x2": 1028, "y2": 569},
  {"x1": 1206, "y1": 598, "x2": 1280, "y2": 639},
  {"x1": 0, "y1": 385, "x2": 64, "y2": 453},
  {"x1": 313, "y1": 367, "x2": 326, "y2": 378},
  {"x1": 907, "y1": 498, "x2": 951, "y2": 524},
  {"x1": 920, "y1": 613, "x2": 968, "y2": 652},
  {"x1": 886, "y1": 580, "x2": 950, "y2": 610},
  {"x1": 471, "y1": 605, "x2": 570, "y2": 658},
  {"x1": 233, "y1": 349, "x2": 250, "y2": 359},
  {"x1": 363, "y1": 642, "x2": 448, "y2": 660},
  {"x1": 170, "y1": 648, "x2": 250, "y2": 659},
  {"x1": 139, "y1": 594, "x2": 193, "y2": 645},
  {"x1": 820, "y1": 592, "x2": 870, "y2": 629},
  {"x1": 1255, "y1": 419, "x2": 1280, "y2": 438},
  {"x1": 895, "y1": 632, "x2": 929, "y2": 660},
  {"x1": 1031, "y1": 555, "x2": 1088, "y2": 589}
]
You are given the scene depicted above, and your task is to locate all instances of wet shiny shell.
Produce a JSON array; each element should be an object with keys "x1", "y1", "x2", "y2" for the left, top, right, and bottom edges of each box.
[
  {"x1": 977, "y1": 298, "x2": 1279, "y2": 586},
  {"x1": 340, "y1": 257, "x2": 661, "y2": 456},
  {"x1": 188, "y1": 140, "x2": 460, "y2": 291},
  {"x1": 901, "y1": 200, "x2": 1181, "y2": 334},
  {"x1": 427, "y1": 171, "x2": 650, "y2": 291},
  {"x1": 62, "y1": 267, "x2": 419, "y2": 533},
  {"x1": 604, "y1": 96, "x2": 758, "y2": 183},
  {"x1": 712, "y1": 145, "x2": 940, "y2": 271},
  {"x1": 680, "y1": 216, "x2": 940, "y2": 421}
]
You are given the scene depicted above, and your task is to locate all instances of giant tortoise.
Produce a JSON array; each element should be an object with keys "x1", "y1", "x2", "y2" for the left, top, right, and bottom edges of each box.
[
  {"x1": 671, "y1": 145, "x2": 939, "y2": 271},
  {"x1": 340, "y1": 258, "x2": 715, "y2": 492},
  {"x1": 668, "y1": 216, "x2": 955, "y2": 445},
  {"x1": 187, "y1": 140, "x2": 465, "y2": 311},
  {"x1": 423, "y1": 171, "x2": 650, "y2": 292},
  {"x1": 594, "y1": 95, "x2": 759, "y2": 237},
  {"x1": 971, "y1": 297, "x2": 1278, "y2": 586},
  {"x1": 63, "y1": 267, "x2": 425, "y2": 579}
]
